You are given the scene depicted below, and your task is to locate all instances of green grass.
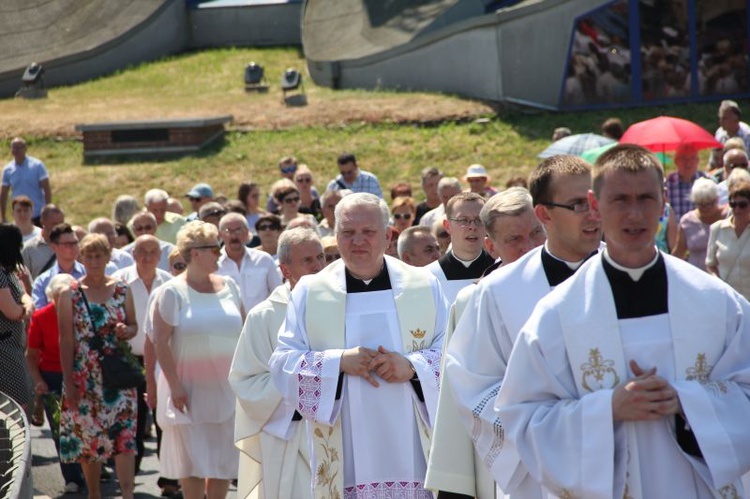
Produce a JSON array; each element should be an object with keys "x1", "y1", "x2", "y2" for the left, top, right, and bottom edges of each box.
[{"x1": 0, "y1": 47, "x2": 740, "y2": 225}]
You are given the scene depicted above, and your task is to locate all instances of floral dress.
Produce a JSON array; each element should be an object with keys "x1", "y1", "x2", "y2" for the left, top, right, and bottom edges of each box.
[{"x1": 60, "y1": 282, "x2": 137, "y2": 463}]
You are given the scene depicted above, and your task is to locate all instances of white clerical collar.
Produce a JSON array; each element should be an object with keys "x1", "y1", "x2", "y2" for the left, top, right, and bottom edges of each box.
[
  {"x1": 544, "y1": 242, "x2": 585, "y2": 270},
  {"x1": 603, "y1": 248, "x2": 660, "y2": 282},
  {"x1": 451, "y1": 249, "x2": 482, "y2": 268}
]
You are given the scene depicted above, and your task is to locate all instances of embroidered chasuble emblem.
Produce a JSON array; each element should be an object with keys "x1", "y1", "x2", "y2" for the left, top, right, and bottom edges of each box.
[
  {"x1": 410, "y1": 328, "x2": 426, "y2": 351},
  {"x1": 580, "y1": 348, "x2": 620, "y2": 392},
  {"x1": 719, "y1": 484, "x2": 739, "y2": 499},
  {"x1": 685, "y1": 353, "x2": 728, "y2": 395}
]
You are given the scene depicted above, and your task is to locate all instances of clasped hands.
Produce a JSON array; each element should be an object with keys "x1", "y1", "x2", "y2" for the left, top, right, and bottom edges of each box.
[
  {"x1": 612, "y1": 360, "x2": 683, "y2": 421},
  {"x1": 340, "y1": 346, "x2": 415, "y2": 387},
  {"x1": 114, "y1": 322, "x2": 136, "y2": 340}
]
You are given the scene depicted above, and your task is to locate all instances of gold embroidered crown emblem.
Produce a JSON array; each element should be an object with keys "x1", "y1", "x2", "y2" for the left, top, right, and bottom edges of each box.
[{"x1": 411, "y1": 328, "x2": 426, "y2": 339}]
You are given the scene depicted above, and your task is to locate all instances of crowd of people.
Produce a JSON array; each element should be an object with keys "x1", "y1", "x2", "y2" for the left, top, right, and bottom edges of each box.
[{"x1": 1, "y1": 99, "x2": 750, "y2": 499}]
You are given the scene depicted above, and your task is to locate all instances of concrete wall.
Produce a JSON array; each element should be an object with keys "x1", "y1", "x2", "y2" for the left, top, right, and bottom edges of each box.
[
  {"x1": 0, "y1": 0, "x2": 187, "y2": 98},
  {"x1": 188, "y1": 3, "x2": 302, "y2": 48},
  {"x1": 308, "y1": 0, "x2": 609, "y2": 109}
]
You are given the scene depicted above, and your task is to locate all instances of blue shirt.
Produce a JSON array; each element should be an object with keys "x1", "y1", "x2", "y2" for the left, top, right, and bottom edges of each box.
[
  {"x1": 326, "y1": 169, "x2": 383, "y2": 198},
  {"x1": 32, "y1": 261, "x2": 86, "y2": 309},
  {"x1": 2, "y1": 156, "x2": 49, "y2": 218}
]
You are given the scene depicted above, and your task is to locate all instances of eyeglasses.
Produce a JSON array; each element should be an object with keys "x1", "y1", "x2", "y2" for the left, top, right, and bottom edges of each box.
[
  {"x1": 55, "y1": 241, "x2": 79, "y2": 247},
  {"x1": 221, "y1": 226, "x2": 246, "y2": 235},
  {"x1": 283, "y1": 197, "x2": 301, "y2": 204},
  {"x1": 729, "y1": 200, "x2": 749, "y2": 210},
  {"x1": 280, "y1": 165, "x2": 298, "y2": 174},
  {"x1": 296, "y1": 177, "x2": 312, "y2": 184},
  {"x1": 171, "y1": 262, "x2": 187, "y2": 271},
  {"x1": 325, "y1": 253, "x2": 340, "y2": 263},
  {"x1": 192, "y1": 245, "x2": 221, "y2": 256},
  {"x1": 540, "y1": 200, "x2": 590, "y2": 214},
  {"x1": 188, "y1": 196, "x2": 201, "y2": 202},
  {"x1": 202, "y1": 210, "x2": 226, "y2": 218},
  {"x1": 727, "y1": 162, "x2": 749, "y2": 170},
  {"x1": 257, "y1": 224, "x2": 280, "y2": 231},
  {"x1": 393, "y1": 213, "x2": 412, "y2": 221},
  {"x1": 133, "y1": 224, "x2": 155, "y2": 232},
  {"x1": 449, "y1": 217, "x2": 483, "y2": 228}
]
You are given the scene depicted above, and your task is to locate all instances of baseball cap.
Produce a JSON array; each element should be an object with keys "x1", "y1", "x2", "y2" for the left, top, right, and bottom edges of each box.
[{"x1": 186, "y1": 183, "x2": 214, "y2": 199}]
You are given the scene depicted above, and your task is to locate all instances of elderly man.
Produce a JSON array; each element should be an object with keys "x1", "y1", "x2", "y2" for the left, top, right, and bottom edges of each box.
[
  {"x1": 426, "y1": 186, "x2": 547, "y2": 498},
  {"x1": 427, "y1": 192, "x2": 495, "y2": 304},
  {"x1": 435, "y1": 156, "x2": 602, "y2": 498},
  {"x1": 31, "y1": 223, "x2": 86, "y2": 308},
  {"x1": 230, "y1": 228, "x2": 326, "y2": 499},
  {"x1": 717, "y1": 148, "x2": 749, "y2": 205},
  {"x1": 463, "y1": 164, "x2": 498, "y2": 198},
  {"x1": 22, "y1": 203, "x2": 64, "y2": 279},
  {"x1": 1, "y1": 137, "x2": 51, "y2": 224},
  {"x1": 326, "y1": 152, "x2": 383, "y2": 198},
  {"x1": 198, "y1": 201, "x2": 227, "y2": 228},
  {"x1": 185, "y1": 183, "x2": 214, "y2": 222},
  {"x1": 144, "y1": 188, "x2": 186, "y2": 244},
  {"x1": 398, "y1": 226, "x2": 441, "y2": 267},
  {"x1": 114, "y1": 235, "x2": 172, "y2": 473},
  {"x1": 317, "y1": 189, "x2": 351, "y2": 238},
  {"x1": 497, "y1": 145, "x2": 750, "y2": 498},
  {"x1": 216, "y1": 213, "x2": 281, "y2": 313},
  {"x1": 270, "y1": 193, "x2": 448, "y2": 499},
  {"x1": 667, "y1": 144, "x2": 709, "y2": 220},
  {"x1": 420, "y1": 176, "x2": 462, "y2": 229},
  {"x1": 123, "y1": 212, "x2": 175, "y2": 272},
  {"x1": 715, "y1": 100, "x2": 750, "y2": 150},
  {"x1": 89, "y1": 217, "x2": 134, "y2": 270},
  {"x1": 415, "y1": 167, "x2": 443, "y2": 224}
]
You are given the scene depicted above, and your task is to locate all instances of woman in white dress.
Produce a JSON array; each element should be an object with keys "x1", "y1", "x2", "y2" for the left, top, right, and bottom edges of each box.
[{"x1": 151, "y1": 221, "x2": 244, "y2": 499}]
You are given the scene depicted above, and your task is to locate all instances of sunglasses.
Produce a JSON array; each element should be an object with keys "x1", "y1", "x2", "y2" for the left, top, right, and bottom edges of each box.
[
  {"x1": 171, "y1": 262, "x2": 187, "y2": 271},
  {"x1": 283, "y1": 197, "x2": 301, "y2": 204},
  {"x1": 280, "y1": 165, "x2": 298, "y2": 174},
  {"x1": 202, "y1": 210, "x2": 226, "y2": 218},
  {"x1": 257, "y1": 224, "x2": 280, "y2": 231},
  {"x1": 729, "y1": 200, "x2": 749, "y2": 210},
  {"x1": 188, "y1": 196, "x2": 201, "y2": 202},
  {"x1": 393, "y1": 213, "x2": 412, "y2": 221},
  {"x1": 192, "y1": 245, "x2": 221, "y2": 256},
  {"x1": 296, "y1": 177, "x2": 312, "y2": 184}
]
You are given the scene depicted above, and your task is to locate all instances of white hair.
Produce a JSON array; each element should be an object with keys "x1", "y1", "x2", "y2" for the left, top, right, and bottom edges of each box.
[
  {"x1": 278, "y1": 227, "x2": 322, "y2": 265},
  {"x1": 46, "y1": 273, "x2": 75, "y2": 301},
  {"x1": 727, "y1": 167, "x2": 750, "y2": 191},
  {"x1": 144, "y1": 189, "x2": 169, "y2": 205},
  {"x1": 690, "y1": 177, "x2": 719, "y2": 205},
  {"x1": 334, "y1": 193, "x2": 390, "y2": 233},
  {"x1": 219, "y1": 212, "x2": 248, "y2": 230},
  {"x1": 437, "y1": 177, "x2": 461, "y2": 192}
]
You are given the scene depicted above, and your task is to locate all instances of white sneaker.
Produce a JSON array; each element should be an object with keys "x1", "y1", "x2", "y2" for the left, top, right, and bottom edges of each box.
[{"x1": 64, "y1": 482, "x2": 80, "y2": 494}]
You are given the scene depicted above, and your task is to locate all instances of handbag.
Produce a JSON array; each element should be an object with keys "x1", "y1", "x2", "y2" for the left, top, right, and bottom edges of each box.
[{"x1": 80, "y1": 288, "x2": 144, "y2": 390}]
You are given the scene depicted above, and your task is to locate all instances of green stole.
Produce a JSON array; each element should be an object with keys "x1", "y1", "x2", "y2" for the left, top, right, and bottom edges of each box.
[{"x1": 304, "y1": 258, "x2": 437, "y2": 499}]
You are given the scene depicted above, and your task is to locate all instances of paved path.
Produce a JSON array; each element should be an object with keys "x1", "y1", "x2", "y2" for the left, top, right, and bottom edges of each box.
[{"x1": 30, "y1": 420, "x2": 238, "y2": 498}]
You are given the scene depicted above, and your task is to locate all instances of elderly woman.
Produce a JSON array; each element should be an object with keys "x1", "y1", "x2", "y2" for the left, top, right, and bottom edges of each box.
[
  {"x1": 390, "y1": 196, "x2": 417, "y2": 233},
  {"x1": 151, "y1": 221, "x2": 243, "y2": 499},
  {"x1": 706, "y1": 179, "x2": 750, "y2": 301},
  {"x1": 58, "y1": 233, "x2": 138, "y2": 499},
  {"x1": 672, "y1": 178, "x2": 729, "y2": 271},
  {"x1": 271, "y1": 179, "x2": 317, "y2": 228},
  {"x1": 26, "y1": 273, "x2": 85, "y2": 493},
  {"x1": 238, "y1": 182, "x2": 265, "y2": 234},
  {"x1": 293, "y1": 164, "x2": 322, "y2": 220},
  {"x1": 0, "y1": 223, "x2": 34, "y2": 408}
]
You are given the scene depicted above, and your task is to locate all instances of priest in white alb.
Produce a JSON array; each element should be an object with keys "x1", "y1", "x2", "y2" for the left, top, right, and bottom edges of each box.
[
  {"x1": 497, "y1": 145, "x2": 750, "y2": 498},
  {"x1": 230, "y1": 228, "x2": 326, "y2": 499},
  {"x1": 442, "y1": 156, "x2": 602, "y2": 498},
  {"x1": 270, "y1": 193, "x2": 448, "y2": 499}
]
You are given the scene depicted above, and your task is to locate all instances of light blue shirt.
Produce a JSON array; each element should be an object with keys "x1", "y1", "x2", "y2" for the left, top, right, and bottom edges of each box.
[
  {"x1": 326, "y1": 169, "x2": 383, "y2": 198},
  {"x1": 2, "y1": 156, "x2": 49, "y2": 217},
  {"x1": 32, "y1": 261, "x2": 86, "y2": 309}
]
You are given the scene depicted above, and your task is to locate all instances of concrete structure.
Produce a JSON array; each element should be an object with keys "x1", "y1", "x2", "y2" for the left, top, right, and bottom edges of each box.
[
  {"x1": 75, "y1": 115, "x2": 233, "y2": 158},
  {"x1": 0, "y1": 0, "x2": 302, "y2": 99}
]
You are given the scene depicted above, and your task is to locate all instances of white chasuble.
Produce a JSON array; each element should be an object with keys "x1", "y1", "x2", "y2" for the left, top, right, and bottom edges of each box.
[
  {"x1": 269, "y1": 256, "x2": 447, "y2": 499},
  {"x1": 497, "y1": 254, "x2": 750, "y2": 499}
]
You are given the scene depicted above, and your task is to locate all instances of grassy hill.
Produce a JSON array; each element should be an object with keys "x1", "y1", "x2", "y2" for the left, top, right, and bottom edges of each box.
[{"x1": 0, "y1": 47, "x2": 732, "y2": 225}]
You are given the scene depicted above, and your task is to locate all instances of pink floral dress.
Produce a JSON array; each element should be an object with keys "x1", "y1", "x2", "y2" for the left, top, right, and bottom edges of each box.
[{"x1": 60, "y1": 282, "x2": 137, "y2": 463}]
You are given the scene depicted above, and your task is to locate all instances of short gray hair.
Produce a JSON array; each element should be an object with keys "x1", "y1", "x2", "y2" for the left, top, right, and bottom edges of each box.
[
  {"x1": 437, "y1": 177, "x2": 461, "y2": 192},
  {"x1": 219, "y1": 212, "x2": 248, "y2": 230},
  {"x1": 88, "y1": 217, "x2": 114, "y2": 234},
  {"x1": 690, "y1": 177, "x2": 719, "y2": 205},
  {"x1": 144, "y1": 189, "x2": 169, "y2": 205},
  {"x1": 320, "y1": 188, "x2": 351, "y2": 207},
  {"x1": 278, "y1": 227, "x2": 322, "y2": 265},
  {"x1": 727, "y1": 167, "x2": 750, "y2": 191},
  {"x1": 397, "y1": 226, "x2": 433, "y2": 259},
  {"x1": 46, "y1": 273, "x2": 75, "y2": 301},
  {"x1": 334, "y1": 193, "x2": 390, "y2": 233},
  {"x1": 719, "y1": 99, "x2": 741, "y2": 119},
  {"x1": 480, "y1": 187, "x2": 534, "y2": 234}
]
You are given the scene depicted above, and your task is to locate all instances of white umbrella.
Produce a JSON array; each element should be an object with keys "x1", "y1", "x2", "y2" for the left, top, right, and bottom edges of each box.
[{"x1": 538, "y1": 133, "x2": 617, "y2": 158}]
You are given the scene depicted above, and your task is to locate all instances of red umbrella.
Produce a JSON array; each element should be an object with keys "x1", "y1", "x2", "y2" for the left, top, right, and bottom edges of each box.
[{"x1": 620, "y1": 116, "x2": 722, "y2": 152}]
